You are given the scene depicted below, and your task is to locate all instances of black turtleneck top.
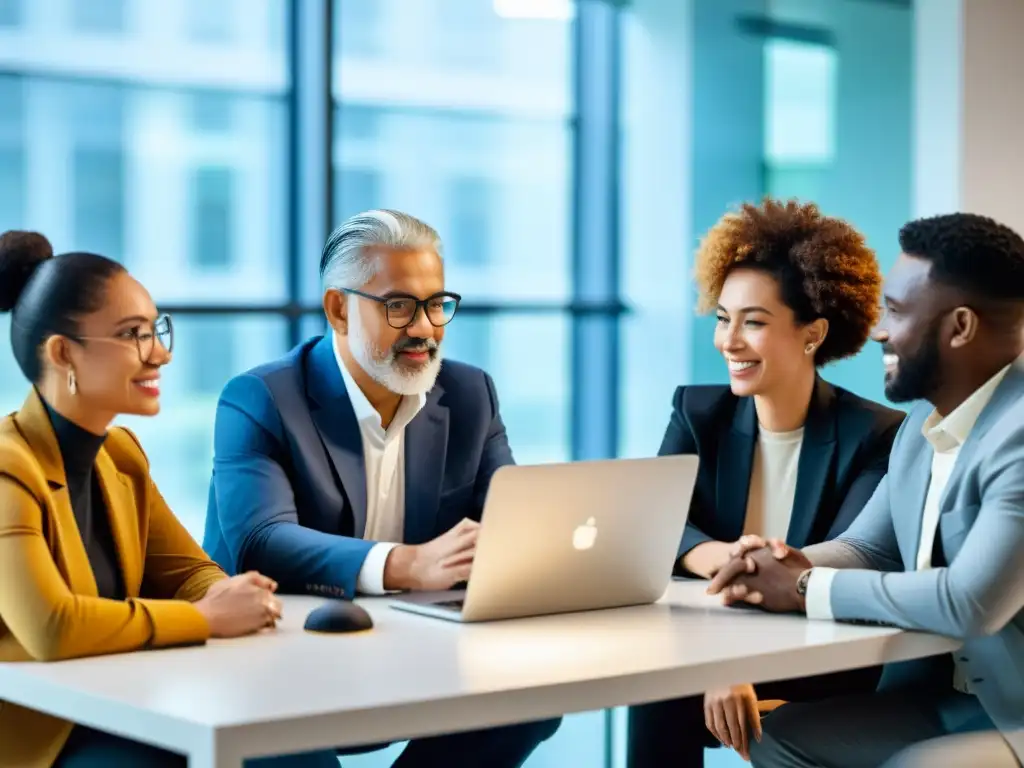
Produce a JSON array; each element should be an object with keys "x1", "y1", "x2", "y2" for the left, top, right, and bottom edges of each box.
[{"x1": 44, "y1": 403, "x2": 125, "y2": 600}]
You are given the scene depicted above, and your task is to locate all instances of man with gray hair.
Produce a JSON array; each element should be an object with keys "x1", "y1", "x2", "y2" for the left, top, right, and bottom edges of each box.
[{"x1": 203, "y1": 209, "x2": 560, "y2": 766}]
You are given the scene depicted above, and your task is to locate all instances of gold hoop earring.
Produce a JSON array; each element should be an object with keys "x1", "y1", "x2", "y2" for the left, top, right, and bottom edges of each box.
[
  {"x1": 805, "y1": 344, "x2": 816, "y2": 355},
  {"x1": 67, "y1": 369, "x2": 77, "y2": 396}
]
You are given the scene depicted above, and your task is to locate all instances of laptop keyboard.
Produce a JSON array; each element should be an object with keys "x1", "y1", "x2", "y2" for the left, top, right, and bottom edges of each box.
[{"x1": 432, "y1": 599, "x2": 465, "y2": 612}]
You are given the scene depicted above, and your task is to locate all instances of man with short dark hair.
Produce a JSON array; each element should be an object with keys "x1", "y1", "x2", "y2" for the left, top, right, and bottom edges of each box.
[{"x1": 707, "y1": 212, "x2": 1024, "y2": 767}]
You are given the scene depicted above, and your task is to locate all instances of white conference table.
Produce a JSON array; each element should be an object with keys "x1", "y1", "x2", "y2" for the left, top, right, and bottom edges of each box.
[{"x1": 0, "y1": 581, "x2": 958, "y2": 767}]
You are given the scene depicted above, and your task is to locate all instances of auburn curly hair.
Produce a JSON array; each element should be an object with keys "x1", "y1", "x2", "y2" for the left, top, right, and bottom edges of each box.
[{"x1": 694, "y1": 198, "x2": 882, "y2": 367}]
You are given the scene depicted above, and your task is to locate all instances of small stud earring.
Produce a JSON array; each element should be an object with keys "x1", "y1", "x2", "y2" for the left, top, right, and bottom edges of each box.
[{"x1": 67, "y1": 369, "x2": 77, "y2": 395}]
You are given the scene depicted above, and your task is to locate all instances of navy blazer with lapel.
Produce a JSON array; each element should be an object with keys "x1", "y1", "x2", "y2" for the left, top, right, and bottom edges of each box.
[
  {"x1": 661, "y1": 378, "x2": 905, "y2": 575},
  {"x1": 202, "y1": 335, "x2": 513, "y2": 598}
]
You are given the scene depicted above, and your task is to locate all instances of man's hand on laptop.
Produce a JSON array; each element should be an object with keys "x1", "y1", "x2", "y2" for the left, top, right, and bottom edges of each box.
[{"x1": 383, "y1": 518, "x2": 480, "y2": 591}]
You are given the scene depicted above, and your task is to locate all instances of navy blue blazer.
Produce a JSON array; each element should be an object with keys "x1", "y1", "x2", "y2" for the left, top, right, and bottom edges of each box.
[
  {"x1": 202, "y1": 335, "x2": 514, "y2": 598},
  {"x1": 663, "y1": 378, "x2": 905, "y2": 575}
]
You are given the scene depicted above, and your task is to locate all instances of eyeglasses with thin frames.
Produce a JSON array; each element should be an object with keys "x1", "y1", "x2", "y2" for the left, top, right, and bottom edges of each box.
[
  {"x1": 342, "y1": 289, "x2": 461, "y2": 329},
  {"x1": 67, "y1": 314, "x2": 174, "y2": 363}
]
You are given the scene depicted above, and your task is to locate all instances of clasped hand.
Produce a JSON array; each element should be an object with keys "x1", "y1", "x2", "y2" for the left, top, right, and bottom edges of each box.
[
  {"x1": 195, "y1": 571, "x2": 283, "y2": 638},
  {"x1": 705, "y1": 535, "x2": 812, "y2": 613}
]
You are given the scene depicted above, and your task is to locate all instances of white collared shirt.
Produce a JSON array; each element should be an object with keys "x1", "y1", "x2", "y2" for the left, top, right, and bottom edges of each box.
[
  {"x1": 805, "y1": 362, "x2": 1013, "y2": 692},
  {"x1": 334, "y1": 337, "x2": 426, "y2": 594}
]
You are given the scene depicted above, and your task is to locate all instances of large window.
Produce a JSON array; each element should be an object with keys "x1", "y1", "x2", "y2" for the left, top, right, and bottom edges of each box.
[
  {"x1": 330, "y1": 0, "x2": 574, "y2": 468},
  {"x1": 0, "y1": 1, "x2": 915, "y2": 766},
  {"x1": 0, "y1": 0, "x2": 289, "y2": 534}
]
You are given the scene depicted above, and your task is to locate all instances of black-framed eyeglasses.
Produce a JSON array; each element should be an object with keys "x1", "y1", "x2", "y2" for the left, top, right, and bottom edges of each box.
[
  {"x1": 343, "y1": 289, "x2": 461, "y2": 329},
  {"x1": 68, "y1": 313, "x2": 174, "y2": 363}
]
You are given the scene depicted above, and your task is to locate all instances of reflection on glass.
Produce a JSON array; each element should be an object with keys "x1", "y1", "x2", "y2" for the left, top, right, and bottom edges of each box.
[
  {"x1": 328, "y1": 0, "x2": 573, "y2": 304},
  {"x1": 0, "y1": 0, "x2": 289, "y2": 305}
]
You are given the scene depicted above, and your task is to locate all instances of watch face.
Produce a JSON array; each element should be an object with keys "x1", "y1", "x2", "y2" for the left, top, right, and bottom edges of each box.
[{"x1": 796, "y1": 569, "x2": 811, "y2": 595}]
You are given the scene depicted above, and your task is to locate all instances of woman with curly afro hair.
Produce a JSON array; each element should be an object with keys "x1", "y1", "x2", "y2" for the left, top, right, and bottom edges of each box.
[{"x1": 627, "y1": 199, "x2": 906, "y2": 768}]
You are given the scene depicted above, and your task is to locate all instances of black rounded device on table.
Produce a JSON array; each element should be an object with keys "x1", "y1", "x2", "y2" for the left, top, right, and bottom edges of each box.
[{"x1": 303, "y1": 600, "x2": 374, "y2": 634}]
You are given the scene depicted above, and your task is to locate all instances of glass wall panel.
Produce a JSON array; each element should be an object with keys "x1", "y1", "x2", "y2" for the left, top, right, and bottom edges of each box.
[{"x1": 0, "y1": 0, "x2": 289, "y2": 306}]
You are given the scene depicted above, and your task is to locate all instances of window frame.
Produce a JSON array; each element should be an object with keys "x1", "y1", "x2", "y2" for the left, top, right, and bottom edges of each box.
[{"x1": 161, "y1": 0, "x2": 628, "y2": 480}]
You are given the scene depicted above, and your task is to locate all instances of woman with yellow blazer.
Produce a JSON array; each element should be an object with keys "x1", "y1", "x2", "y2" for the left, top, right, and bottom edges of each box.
[{"x1": 0, "y1": 231, "x2": 292, "y2": 767}]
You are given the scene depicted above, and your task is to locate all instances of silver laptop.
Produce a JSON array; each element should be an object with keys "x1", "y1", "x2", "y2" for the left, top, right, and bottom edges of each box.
[{"x1": 389, "y1": 454, "x2": 698, "y2": 622}]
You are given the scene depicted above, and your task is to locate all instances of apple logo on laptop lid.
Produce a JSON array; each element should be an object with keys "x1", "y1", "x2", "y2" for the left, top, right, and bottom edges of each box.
[{"x1": 573, "y1": 517, "x2": 598, "y2": 550}]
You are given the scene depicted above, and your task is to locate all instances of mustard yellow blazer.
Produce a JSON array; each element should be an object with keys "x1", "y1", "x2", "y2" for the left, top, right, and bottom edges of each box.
[{"x1": 0, "y1": 390, "x2": 226, "y2": 768}]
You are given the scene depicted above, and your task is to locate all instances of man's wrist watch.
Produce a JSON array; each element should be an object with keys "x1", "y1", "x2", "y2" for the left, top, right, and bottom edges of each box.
[{"x1": 796, "y1": 568, "x2": 812, "y2": 596}]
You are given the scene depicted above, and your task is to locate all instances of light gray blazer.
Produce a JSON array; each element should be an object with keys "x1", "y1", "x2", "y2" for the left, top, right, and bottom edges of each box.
[{"x1": 806, "y1": 359, "x2": 1024, "y2": 758}]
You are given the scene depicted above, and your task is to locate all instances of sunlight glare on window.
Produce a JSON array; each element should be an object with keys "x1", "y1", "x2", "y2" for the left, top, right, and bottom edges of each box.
[{"x1": 492, "y1": 0, "x2": 574, "y2": 22}]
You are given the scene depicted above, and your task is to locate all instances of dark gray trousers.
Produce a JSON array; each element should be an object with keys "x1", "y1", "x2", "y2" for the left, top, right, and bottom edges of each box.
[{"x1": 750, "y1": 688, "x2": 1018, "y2": 768}]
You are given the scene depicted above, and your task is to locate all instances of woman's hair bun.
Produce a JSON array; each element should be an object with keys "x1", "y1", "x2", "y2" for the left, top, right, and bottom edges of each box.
[{"x1": 0, "y1": 230, "x2": 54, "y2": 314}]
